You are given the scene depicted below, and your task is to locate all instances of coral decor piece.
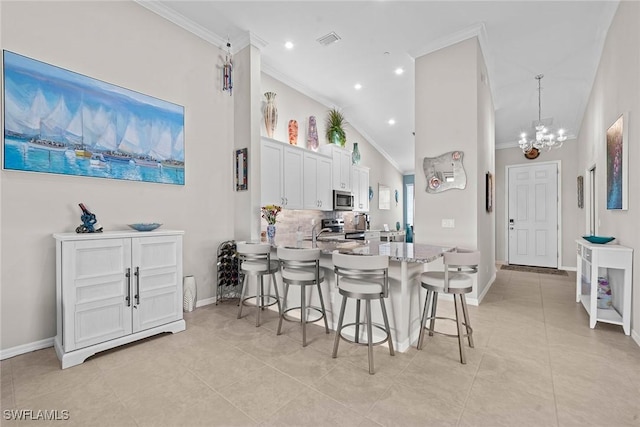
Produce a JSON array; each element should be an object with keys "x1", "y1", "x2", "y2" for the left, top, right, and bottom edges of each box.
[
  {"x1": 288, "y1": 120, "x2": 298, "y2": 145},
  {"x1": 307, "y1": 116, "x2": 319, "y2": 151},
  {"x1": 263, "y1": 92, "x2": 278, "y2": 138}
]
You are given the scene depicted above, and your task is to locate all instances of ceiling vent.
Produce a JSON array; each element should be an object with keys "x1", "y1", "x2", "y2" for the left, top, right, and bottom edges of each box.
[{"x1": 317, "y1": 31, "x2": 341, "y2": 46}]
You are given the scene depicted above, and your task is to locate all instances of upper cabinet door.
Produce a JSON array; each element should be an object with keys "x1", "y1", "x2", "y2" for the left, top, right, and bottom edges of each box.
[
  {"x1": 63, "y1": 238, "x2": 132, "y2": 351},
  {"x1": 283, "y1": 146, "x2": 304, "y2": 209},
  {"x1": 317, "y1": 155, "x2": 333, "y2": 211},
  {"x1": 261, "y1": 139, "x2": 284, "y2": 206},
  {"x1": 131, "y1": 235, "x2": 182, "y2": 333},
  {"x1": 303, "y1": 152, "x2": 333, "y2": 211},
  {"x1": 320, "y1": 145, "x2": 352, "y2": 191}
]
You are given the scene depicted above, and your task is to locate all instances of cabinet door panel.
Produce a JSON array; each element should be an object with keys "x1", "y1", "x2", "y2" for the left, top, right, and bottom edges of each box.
[
  {"x1": 283, "y1": 147, "x2": 304, "y2": 209},
  {"x1": 132, "y1": 236, "x2": 182, "y2": 332},
  {"x1": 261, "y1": 140, "x2": 284, "y2": 206},
  {"x1": 65, "y1": 239, "x2": 132, "y2": 351},
  {"x1": 317, "y1": 156, "x2": 333, "y2": 211},
  {"x1": 303, "y1": 153, "x2": 319, "y2": 209}
]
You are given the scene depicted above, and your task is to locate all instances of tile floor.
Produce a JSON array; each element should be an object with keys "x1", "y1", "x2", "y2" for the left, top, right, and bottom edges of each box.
[{"x1": 1, "y1": 269, "x2": 639, "y2": 426}]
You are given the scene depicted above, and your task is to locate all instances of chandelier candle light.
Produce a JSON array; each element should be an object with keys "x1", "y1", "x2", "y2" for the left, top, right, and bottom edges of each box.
[{"x1": 518, "y1": 74, "x2": 568, "y2": 156}]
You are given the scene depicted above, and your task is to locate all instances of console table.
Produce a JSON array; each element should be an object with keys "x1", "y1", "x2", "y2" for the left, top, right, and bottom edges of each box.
[{"x1": 575, "y1": 238, "x2": 632, "y2": 335}]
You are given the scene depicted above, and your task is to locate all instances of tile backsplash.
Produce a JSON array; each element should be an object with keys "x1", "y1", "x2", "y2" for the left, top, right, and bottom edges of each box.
[{"x1": 260, "y1": 210, "x2": 358, "y2": 241}]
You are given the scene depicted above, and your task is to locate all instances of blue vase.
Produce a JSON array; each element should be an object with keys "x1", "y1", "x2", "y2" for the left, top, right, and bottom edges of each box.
[{"x1": 267, "y1": 224, "x2": 276, "y2": 245}]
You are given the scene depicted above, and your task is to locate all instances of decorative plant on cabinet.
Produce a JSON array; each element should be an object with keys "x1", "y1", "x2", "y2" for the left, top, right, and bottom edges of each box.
[{"x1": 326, "y1": 108, "x2": 346, "y2": 147}]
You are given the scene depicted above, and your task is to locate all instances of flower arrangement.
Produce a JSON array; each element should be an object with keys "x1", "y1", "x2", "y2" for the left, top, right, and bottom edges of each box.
[{"x1": 261, "y1": 205, "x2": 282, "y2": 225}]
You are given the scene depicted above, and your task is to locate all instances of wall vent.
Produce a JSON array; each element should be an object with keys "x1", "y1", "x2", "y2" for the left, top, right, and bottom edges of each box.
[{"x1": 317, "y1": 32, "x2": 341, "y2": 46}]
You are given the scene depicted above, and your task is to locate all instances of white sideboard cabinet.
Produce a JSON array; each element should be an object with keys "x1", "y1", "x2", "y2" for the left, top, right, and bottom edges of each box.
[
  {"x1": 575, "y1": 238, "x2": 632, "y2": 335},
  {"x1": 53, "y1": 230, "x2": 186, "y2": 368}
]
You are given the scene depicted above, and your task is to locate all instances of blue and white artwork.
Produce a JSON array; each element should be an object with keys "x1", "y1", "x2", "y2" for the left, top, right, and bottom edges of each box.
[{"x1": 3, "y1": 51, "x2": 185, "y2": 185}]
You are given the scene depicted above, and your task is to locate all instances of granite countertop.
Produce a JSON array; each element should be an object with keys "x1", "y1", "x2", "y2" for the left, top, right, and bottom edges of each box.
[{"x1": 272, "y1": 237, "x2": 452, "y2": 263}]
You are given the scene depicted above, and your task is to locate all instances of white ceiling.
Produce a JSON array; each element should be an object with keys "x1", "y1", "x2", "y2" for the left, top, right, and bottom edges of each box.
[{"x1": 144, "y1": 1, "x2": 619, "y2": 173}]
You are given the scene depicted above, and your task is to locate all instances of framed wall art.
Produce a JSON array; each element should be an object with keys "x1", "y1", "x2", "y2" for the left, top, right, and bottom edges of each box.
[
  {"x1": 577, "y1": 175, "x2": 584, "y2": 209},
  {"x1": 3, "y1": 50, "x2": 185, "y2": 185},
  {"x1": 485, "y1": 171, "x2": 493, "y2": 213},
  {"x1": 235, "y1": 148, "x2": 248, "y2": 191},
  {"x1": 606, "y1": 113, "x2": 628, "y2": 210}
]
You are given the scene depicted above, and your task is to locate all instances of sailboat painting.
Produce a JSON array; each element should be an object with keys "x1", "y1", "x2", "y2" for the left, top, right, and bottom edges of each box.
[{"x1": 3, "y1": 50, "x2": 185, "y2": 185}]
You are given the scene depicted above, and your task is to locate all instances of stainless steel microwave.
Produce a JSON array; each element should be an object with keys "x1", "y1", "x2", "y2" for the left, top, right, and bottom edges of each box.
[{"x1": 333, "y1": 190, "x2": 354, "y2": 211}]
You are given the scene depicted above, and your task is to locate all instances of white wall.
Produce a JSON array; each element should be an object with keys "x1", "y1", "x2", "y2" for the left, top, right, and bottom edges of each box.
[
  {"x1": 0, "y1": 1, "x2": 234, "y2": 350},
  {"x1": 495, "y1": 141, "x2": 579, "y2": 269},
  {"x1": 414, "y1": 37, "x2": 496, "y2": 302},
  {"x1": 261, "y1": 73, "x2": 404, "y2": 231},
  {"x1": 575, "y1": 1, "x2": 640, "y2": 341}
]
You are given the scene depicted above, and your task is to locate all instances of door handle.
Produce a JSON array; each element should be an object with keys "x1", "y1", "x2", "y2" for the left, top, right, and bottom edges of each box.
[
  {"x1": 125, "y1": 268, "x2": 131, "y2": 307},
  {"x1": 134, "y1": 266, "x2": 140, "y2": 305}
]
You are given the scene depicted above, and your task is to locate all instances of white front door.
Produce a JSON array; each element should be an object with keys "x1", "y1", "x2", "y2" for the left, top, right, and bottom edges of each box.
[{"x1": 508, "y1": 163, "x2": 558, "y2": 268}]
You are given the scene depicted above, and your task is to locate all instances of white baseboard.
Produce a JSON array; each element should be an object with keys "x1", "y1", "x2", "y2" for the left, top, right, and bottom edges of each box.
[
  {"x1": 0, "y1": 337, "x2": 54, "y2": 360},
  {"x1": 195, "y1": 297, "x2": 217, "y2": 308},
  {"x1": 632, "y1": 329, "x2": 640, "y2": 347},
  {"x1": 560, "y1": 266, "x2": 577, "y2": 272}
]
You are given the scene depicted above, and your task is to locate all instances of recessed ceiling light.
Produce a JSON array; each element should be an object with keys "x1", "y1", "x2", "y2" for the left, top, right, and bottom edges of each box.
[
  {"x1": 395, "y1": 67, "x2": 404, "y2": 75},
  {"x1": 354, "y1": 83, "x2": 362, "y2": 90},
  {"x1": 284, "y1": 41, "x2": 294, "y2": 50},
  {"x1": 388, "y1": 119, "x2": 396, "y2": 125}
]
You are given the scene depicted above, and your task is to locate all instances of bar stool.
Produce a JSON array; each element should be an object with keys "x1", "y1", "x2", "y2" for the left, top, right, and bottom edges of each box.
[
  {"x1": 417, "y1": 249, "x2": 480, "y2": 364},
  {"x1": 276, "y1": 247, "x2": 329, "y2": 346},
  {"x1": 236, "y1": 242, "x2": 282, "y2": 327},
  {"x1": 332, "y1": 252, "x2": 394, "y2": 375}
]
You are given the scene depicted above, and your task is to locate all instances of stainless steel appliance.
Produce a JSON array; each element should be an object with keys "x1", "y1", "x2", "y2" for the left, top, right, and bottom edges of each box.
[
  {"x1": 321, "y1": 218, "x2": 344, "y2": 233},
  {"x1": 344, "y1": 231, "x2": 365, "y2": 240},
  {"x1": 333, "y1": 190, "x2": 354, "y2": 211}
]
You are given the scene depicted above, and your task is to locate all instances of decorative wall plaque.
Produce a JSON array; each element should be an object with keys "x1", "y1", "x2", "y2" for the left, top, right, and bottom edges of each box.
[{"x1": 423, "y1": 151, "x2": 466, "y2": 193}]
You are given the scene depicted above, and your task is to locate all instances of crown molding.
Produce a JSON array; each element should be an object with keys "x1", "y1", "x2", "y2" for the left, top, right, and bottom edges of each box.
[
  {"x1": 233, "y1": 31, "x2": 268, "y2": 52},
  {"x1": 135, "y1": 1, "x2": 227, "y2": 49}
]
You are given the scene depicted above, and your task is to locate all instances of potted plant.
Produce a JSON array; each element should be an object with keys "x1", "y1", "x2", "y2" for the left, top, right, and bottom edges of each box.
[{"x1": 326, "y1": 108, "x2": 347, "y2": 147}]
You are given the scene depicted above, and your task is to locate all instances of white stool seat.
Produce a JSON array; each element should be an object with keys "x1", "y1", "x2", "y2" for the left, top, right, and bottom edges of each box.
[
  {"x1": 281, "y1": 267, "x2": 325, "y2": 282},
  {"x1": 420, "y1": 271, "x2": 473, "y2": 293},
  {"x1": 241, "y1": 260, "x2": 279, "y2": 274},
  {"x1": 338, "y1": 278, "x2": 382, "y2": 295}
]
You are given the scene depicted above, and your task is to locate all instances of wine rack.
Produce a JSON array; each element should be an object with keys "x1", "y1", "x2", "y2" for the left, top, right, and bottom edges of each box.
[{"x1": 216, "y1": 240, "x2": 242, "y2": 303}]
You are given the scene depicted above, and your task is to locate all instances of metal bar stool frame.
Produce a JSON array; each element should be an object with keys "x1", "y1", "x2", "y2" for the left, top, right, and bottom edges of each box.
[
  {"x1": 417, "y1": 250, "x2": 479, "y2": 364},
  {"x1": 236, "y1": 242, "x2": 282, "y2": 327},
  {"x1": 332, "y1": 252, "x2": 394, "y2": 375},
  {"x1": 276, "y1": 247, "x2": 329, "y2": 346}
]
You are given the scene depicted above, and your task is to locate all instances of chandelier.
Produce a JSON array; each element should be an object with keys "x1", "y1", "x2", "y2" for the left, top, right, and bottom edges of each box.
[{"x1": 518, "y1": 74, "x2": 567, "y2": 156}]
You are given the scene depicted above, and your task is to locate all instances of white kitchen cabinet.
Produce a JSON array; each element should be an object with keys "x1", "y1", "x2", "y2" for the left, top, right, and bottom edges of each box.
[
  {"x1": 53, "y1": 230, "x2": 185, "y2": 368},
  {"x1": 320, "y1": 144, "x2": 351, "y2": 191},
  {"x1": 352, "y1": 165, "x2": 370, "y2": 212},
  {"x1": 261, "y1": 137, "x2": 303, "y2": 209},
  {"x1": 575, "y1": 238, "x2": 632, "y2": 335},
  {"x1": 303, "y1": 151, "x2": 333, "y2": 211}
]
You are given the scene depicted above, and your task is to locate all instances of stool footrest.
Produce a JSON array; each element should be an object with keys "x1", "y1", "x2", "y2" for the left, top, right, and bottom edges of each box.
[
  {"x1": 281, "y1": 306, "x2": 325, "y2": 324},
  {"x1": 240, "y1": 295, "x2": 279, "y2": 309},
  {"x1": 421, "y1": 316, "x2": 473, "y2": 340},
  {"x1": 337, "y1": 322, "x2": 391, "y2": 347}
]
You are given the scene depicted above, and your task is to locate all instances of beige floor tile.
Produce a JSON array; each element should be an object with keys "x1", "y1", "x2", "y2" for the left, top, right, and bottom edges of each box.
[
  {"x1": 458, "y1": 377, "x2": 558, "y2": 427},
  {"x1": 124, "y1": 371, "x2": 256, "y2": 426},
  {"x1": 217, "y1": 364, "x2": 310, "y2": 422},
  {"x1": 265, "y1": 344, "x2": 340, "y2": 385},
  {"x1": 368, "y1": 382, "x2": 463, "y2": 427},
  {"x1": 1, "y1": 374, "x2": 15, "y2": 410},
  {"x1": 262, "y1": 386, "x2": 368, "y2": 426},
  {"x1": 311, "y1": 361, "x2": 395, "y2": 415}
]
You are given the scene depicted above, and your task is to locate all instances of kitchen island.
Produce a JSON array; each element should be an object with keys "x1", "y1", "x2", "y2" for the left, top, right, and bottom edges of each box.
[{"x1": 247, "y1": 238, "x2": 453, "y2": 352}]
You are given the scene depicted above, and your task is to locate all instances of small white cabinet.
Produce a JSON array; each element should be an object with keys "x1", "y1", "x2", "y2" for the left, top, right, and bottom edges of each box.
[
  {"x1": 320, "y1": 144, "x2": 351, "y2": 191},
  {"x1": 303, "y1": 151, "x2": 333, "y2": 211},
  {"x1": 575, "y1": 238, "x2": 632, "y2": 335},
  {"x1": 54, "y1": 230, "x2": 186, "y2": 368},
  {"x1": 351, "y1": 165, "x2": 370, "y2": 212},
  {"x1": 261, "y1": 137, "x2": 303, "y2": 209}
]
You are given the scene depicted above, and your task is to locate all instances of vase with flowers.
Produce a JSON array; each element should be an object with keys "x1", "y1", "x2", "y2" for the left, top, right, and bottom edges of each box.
[{"x1": 261, "y1": 204, "x2": 282, "y2": 245}]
